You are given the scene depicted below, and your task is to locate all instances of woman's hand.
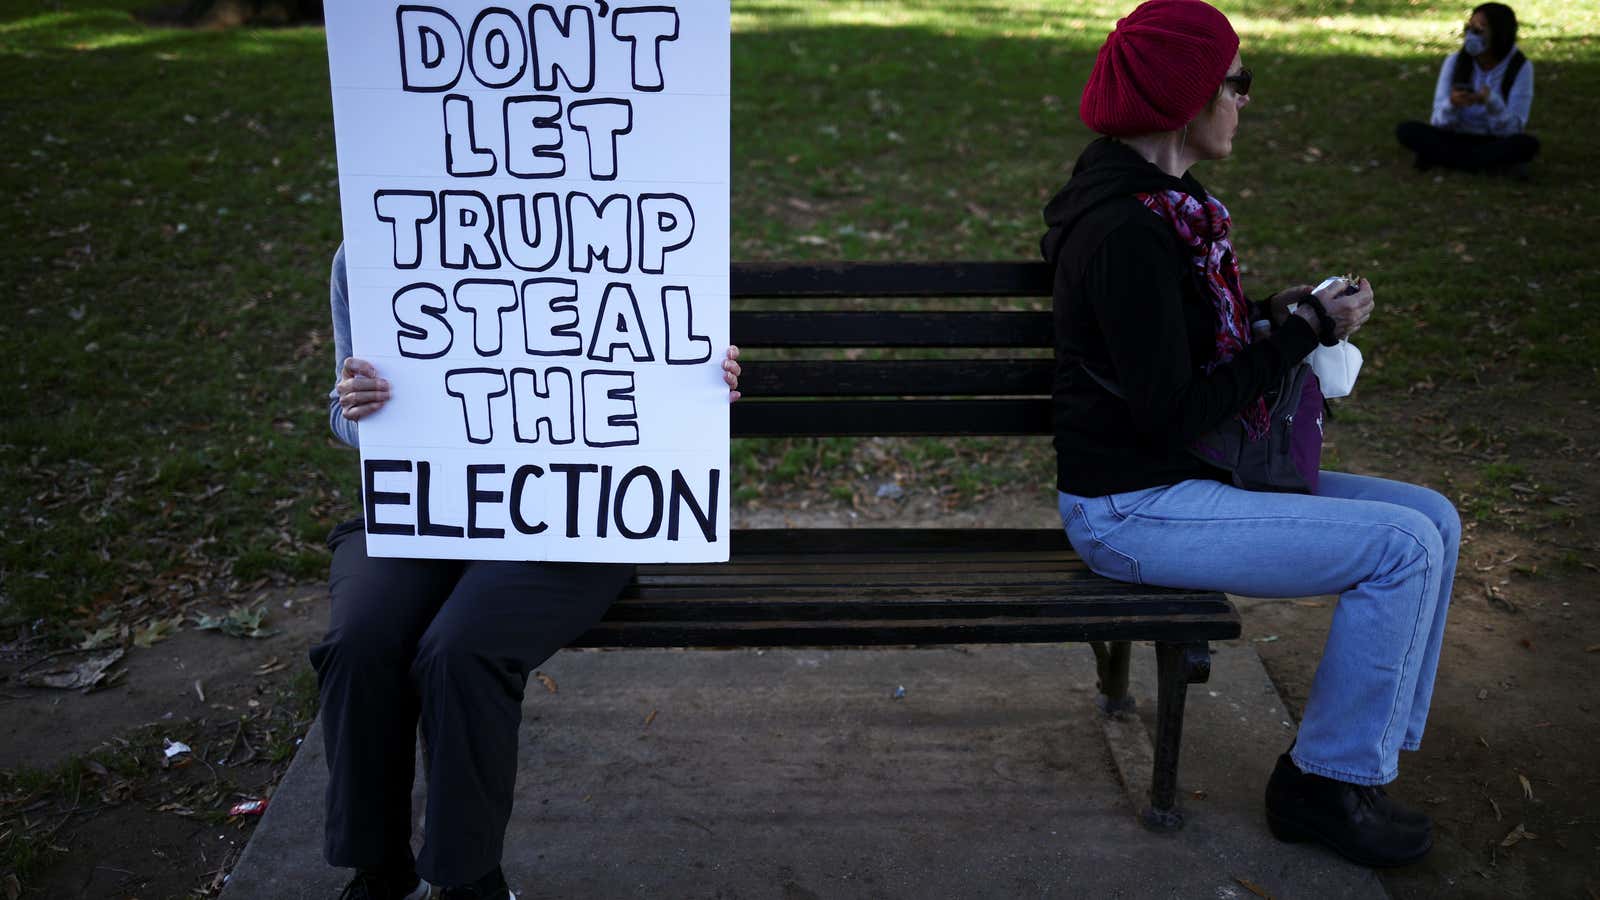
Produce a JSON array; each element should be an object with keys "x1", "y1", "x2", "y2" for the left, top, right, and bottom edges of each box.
[
  {"x1": 1268, "y1": 285, "x2": 1313, "y2": 327},
  {"x1": 337, "y1": 357, "x2": 391, "y2": 421},
  {"x1": 1295, "y1": 278, "x2": 1374, "y2": 341},
  {"x1": 723, "y1": 345, "x2": 742, "y2": 402}
]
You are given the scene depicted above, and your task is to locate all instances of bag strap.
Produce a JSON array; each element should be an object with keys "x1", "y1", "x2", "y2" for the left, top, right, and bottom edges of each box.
[
  {"x1": 1501, "y1": 49, "x2": 1527, "y2": 100},
  {"x1": 1452, "y1": 48, "x2": 1526, "y2": 101},
  {"x1": 1451, "y1": 49, "x2": 1475, "y2": 88}
]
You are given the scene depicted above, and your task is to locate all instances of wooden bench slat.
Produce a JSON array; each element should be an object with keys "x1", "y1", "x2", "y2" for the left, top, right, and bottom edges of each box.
[
  {"x1": 731, "y1": 261, "x2": 1053, "y2": 299},
  {"x1": 607, "y1": 597, "x2": 1233, "y2": 621},
  {"x1": 636, "y1": 562, "x2": 1090, "y2": 582},
  {"x1": 619, "y1": 583, "x2": 1226, "y2": 605},
  {"x1": 573, "y1": 613, "x2": 1240, "y2": 648},
  {"x1": 735, "y1": 359, "x2": 1052, "y2": 398},
  {"x1": 726, "y1": 528, "x2": 1072, "y2": 554},
  {"x1": 652, "y1": 554, "x2": 1088, "y2": 566},
  {"x1": 732, "y1": 398, "x2": 1053, "y2": 436},
  {"x1": 731, "y1": 311, "x2": 1053, "y2": 348}
]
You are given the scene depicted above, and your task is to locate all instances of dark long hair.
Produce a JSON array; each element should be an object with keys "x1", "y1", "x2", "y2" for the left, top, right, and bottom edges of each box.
[{"x1": 1472, "y1": 3, "x2": 1519, "y2": 59}]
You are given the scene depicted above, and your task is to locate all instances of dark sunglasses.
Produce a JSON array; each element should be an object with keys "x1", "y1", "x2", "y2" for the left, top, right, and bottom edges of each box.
[
  {"x1": 1463, "y1": 23, "x2": 1486, "y2": 35},
  {"x1": 1224, "y1": 67, "x2": 1253, "y2": 97}
]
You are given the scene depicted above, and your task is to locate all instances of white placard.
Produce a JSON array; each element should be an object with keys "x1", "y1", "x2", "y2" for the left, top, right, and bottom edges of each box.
[{"x1": 325, "y1": 2, "x2": 730, "y2": 562}]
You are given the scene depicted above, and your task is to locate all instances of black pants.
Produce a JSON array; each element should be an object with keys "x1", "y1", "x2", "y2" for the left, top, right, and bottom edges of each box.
[
  {"x1": 1395, "y1": 120, "x2": 1540, "y2": 171},
  {"x1": 309, "y1": 520, "x2": 633, "y2": 887}
]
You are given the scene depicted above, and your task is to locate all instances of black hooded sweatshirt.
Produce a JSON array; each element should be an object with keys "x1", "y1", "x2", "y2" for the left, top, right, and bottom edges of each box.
[{"x1": 1041, "y1": 137, "x2": 1319, "y2": 497}]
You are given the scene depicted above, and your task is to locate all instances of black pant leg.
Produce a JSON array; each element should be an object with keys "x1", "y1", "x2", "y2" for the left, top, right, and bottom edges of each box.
[
  {"x1": 1467, "y1": 132, "x2": 1541, "y2": 168},
  {"x1": 1397, "y1": 120, "x2": 1447, "y2": 164},
  {"x1": 310, "y1": 522, "x2": 462, "y2": 872},
  {"x1": 1396, "y1": 121, "x2": 1496, "y2": 171},
  {"x1": 409, "y1": 560, "x2": 633, "y2": 887}
]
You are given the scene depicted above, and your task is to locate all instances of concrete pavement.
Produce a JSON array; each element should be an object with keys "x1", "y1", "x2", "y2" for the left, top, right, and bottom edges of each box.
[{"x1": 221, "y1": 642, "x2": 1386, "y2": 899}]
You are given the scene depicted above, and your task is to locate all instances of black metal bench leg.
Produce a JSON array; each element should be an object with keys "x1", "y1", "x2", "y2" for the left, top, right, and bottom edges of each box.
[
  {"x1": 1090, "y1": 640, "x2": 1135, "y2": 715},
  {"x1": 1141, "y1": 640, "x2": 1212, "y2": 832}
]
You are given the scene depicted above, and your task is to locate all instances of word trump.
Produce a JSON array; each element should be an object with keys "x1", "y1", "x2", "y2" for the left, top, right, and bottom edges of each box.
[{"x1": 374, "y1": 190, "x2": 696, "y2": 274}]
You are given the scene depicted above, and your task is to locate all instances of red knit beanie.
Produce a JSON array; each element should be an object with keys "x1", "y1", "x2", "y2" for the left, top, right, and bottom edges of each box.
[{"x1": 1079, "y1": 0, "x2": 1240, "y2": 137}]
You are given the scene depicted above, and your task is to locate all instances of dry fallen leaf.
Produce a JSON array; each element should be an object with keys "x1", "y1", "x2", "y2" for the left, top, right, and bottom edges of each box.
[
  {"x1": 1499, "y1": 823, "x2": 1537, "y2": 847},
  {"x1": 132, "y1": 615, "x2": 184, "y2": 648},
  {"x1": 20, "y1": 649, "x2": 125, "y2": 692},
  {"x1": 534, "y1": 671, "x2": 558, "y2": 694},
  {"x1": 644, "y1": 709, "x2": 658, "y2": 728},
  {"x1": 1235, "y1": 876, "x2": 1274, "y2": 899},
  {"x1": 1518, "y1": 773, "x2": 1533, "y2": 801}
]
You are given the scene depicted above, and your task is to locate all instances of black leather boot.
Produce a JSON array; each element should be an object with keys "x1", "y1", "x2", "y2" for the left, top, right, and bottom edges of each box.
[{"x1": 1265, "y1": 753, "x2": 1433, "y2": 867}]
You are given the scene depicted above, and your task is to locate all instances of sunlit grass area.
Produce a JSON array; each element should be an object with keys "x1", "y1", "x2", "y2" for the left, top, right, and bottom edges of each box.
[{"x1": 2, "y1": 0, "x2": 1598, "y2": 635}]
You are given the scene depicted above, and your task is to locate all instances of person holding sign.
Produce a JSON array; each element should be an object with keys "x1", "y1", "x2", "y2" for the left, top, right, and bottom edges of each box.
[
  {"x1": 1042, "y1": 0, "x2": 1459, "y2": 868},
  {"x1": 313, "y1": 245, "x2": 741, "y2": 900}
]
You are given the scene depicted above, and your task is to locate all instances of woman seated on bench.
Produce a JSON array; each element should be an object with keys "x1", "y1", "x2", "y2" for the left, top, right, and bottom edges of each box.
[
  {"x1": 1041, "y1": 0, "x2": 1459, "y2": 869},
  {"x1": 313, "y1": 243, "x2": 740, "y2": 900}
]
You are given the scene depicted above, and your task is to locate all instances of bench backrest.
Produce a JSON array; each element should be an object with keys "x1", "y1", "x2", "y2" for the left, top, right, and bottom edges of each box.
[{"x1": 730, "y1": 261, "x2": 1055, "y2": 438}]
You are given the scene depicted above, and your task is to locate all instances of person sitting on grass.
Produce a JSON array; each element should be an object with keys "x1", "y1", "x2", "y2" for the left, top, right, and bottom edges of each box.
[
  {"x1": 1396, "y1": 3, "x2": 1538, "y2": 176},
  {"x1": 315, "y1": 244, "x2": 741, "y2": 900}
]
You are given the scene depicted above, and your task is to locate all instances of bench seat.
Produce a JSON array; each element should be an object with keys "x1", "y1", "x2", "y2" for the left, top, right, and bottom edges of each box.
[{"x1": 580, "y1": 529, "x2": 1239, "y2": 649}]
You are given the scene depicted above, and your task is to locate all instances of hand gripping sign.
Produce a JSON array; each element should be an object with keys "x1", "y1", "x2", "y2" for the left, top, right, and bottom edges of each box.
[{"x1": 325, "y1": 2, "x2": 731, "y2": 562}]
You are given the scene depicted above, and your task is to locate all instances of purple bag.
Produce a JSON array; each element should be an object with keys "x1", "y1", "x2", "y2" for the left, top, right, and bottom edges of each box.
[{"x1": 1188, "y1": 363, "x2": 1324, "y2": 494}]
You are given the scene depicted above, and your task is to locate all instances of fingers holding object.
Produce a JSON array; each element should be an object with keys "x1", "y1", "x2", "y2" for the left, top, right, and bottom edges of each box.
[
  {"x1": 337, "y1": 375, "x2": 390, "y2": 400},
  {"x1": 340, "y1": 357, "x2": 379, "y2": 380},
  {"x1": 342, "y1": 400, "x2": 386, "y2": 421},
  {"x1": 723, "y1": 345, "x2": 742, "y2": 401}
]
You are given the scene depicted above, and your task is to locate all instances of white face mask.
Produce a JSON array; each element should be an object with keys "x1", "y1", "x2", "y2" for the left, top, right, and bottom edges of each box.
[{"x1": 1463, "y1": 32, "x2": 1488, "y2": 56}]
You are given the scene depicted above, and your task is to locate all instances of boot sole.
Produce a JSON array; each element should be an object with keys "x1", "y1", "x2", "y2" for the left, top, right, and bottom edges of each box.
[{"x1": 1267, "y1": 811, "x2": 1433, "y2": 868}]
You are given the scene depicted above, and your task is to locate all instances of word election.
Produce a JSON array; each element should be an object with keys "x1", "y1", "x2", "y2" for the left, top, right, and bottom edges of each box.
[{"x1": 364, "y1": 458, "x2": 721, "y2": 544}]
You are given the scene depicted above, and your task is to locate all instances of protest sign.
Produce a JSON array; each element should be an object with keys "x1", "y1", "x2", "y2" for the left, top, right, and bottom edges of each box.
[{"x1": 325, "y1": 2, "x2": 730, "y2": 562}]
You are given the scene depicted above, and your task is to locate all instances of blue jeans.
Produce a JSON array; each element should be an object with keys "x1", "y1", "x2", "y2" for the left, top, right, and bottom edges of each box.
[{"x1": 1058, "y1": 472, "x2": 1460, "y2": 786}]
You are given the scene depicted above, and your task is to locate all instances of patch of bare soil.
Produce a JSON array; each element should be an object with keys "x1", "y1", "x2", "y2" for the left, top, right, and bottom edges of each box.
[
  {"x1": 0, "y1": 586, "x2": 325, "y2": 899},
  {"x1": 1245, "y1": 378, "x2": 1600, "y2": 898}
]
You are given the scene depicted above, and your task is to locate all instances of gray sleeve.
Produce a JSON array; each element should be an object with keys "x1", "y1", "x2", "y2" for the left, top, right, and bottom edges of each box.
[
  {"x1": 1428, "y1": 55, "x2": 1458, "y2": 127},
  {"x1": 1489, "y1": 57, "x2": 1533, "y2": 134},
  {"x1": 328, "y1": 244, "x2": 360, "y2": 449}
]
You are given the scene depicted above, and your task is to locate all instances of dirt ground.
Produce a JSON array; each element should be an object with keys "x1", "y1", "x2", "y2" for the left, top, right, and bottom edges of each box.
[
  {"x1": 0, "y1": 589, "x2": 327, "y2": 899},
  {"x1": 1, "y1": 380, "x2": 1596, "y2": 898},
  {"x1": 1246, "y1": 379, "x2": 1600, "y2": 900}
]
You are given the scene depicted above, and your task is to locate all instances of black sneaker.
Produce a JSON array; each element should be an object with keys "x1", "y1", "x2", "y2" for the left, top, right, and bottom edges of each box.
[
  {"x1": 337, "y1": 869, "x2": 429, "y2": 900},
  {"x1": 437, "y1": 866, "x2": 516, "y2": 900},
  {"x1": 1264, "y1": 753, "x2": 1433, "y2": 867}
]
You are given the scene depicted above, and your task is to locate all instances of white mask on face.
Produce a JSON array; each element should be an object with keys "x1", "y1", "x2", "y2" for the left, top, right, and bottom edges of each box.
[{"x1": 1463, "y1": 32, "x2": 1487, "y2": 56}]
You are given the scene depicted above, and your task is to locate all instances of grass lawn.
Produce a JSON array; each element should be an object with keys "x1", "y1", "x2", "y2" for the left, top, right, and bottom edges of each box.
[
  {"x1": 2, "y1": 0, "x2": 1597, "y2": 649},
  {"x1": 3, "y1": 3, "x2": 1600, "y2": 895}
]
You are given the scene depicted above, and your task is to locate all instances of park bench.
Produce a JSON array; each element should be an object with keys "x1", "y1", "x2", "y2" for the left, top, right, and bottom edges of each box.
[{"x1": 570, "y1": 261, "x2": 1241, "y2": 830}]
